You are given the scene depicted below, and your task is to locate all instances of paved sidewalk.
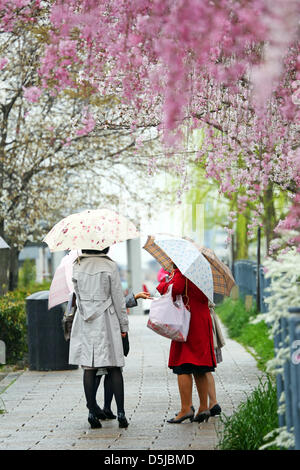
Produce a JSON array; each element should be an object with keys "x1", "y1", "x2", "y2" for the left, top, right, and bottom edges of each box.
[{"x1": 0, "y1": 314, "x2": 262, "y2": 451}]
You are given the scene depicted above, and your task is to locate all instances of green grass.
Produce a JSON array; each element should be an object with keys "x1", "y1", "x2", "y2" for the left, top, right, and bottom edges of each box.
[
  {"x1": 238, "y1": 320, "x2": 275, "y2": 371},
  {"x1": 215, "y1": 297, "x2": 274, "y2": 372},
  {"x1": 215, "y1": 297, "x2": 279, "y2": 450},
  {"x1": 217, "y1": 376, "x2": 278, "y2": 450}
]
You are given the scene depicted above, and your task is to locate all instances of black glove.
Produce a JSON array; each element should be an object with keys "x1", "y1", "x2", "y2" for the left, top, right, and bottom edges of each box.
[{"x1": 122, "y1": 333, "x2": 129, "y2": 356}]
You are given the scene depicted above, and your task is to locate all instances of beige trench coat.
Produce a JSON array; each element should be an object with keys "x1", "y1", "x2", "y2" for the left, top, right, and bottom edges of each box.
[{"x1": 68, "y1": 254, "x2": 128, "y2": 368}]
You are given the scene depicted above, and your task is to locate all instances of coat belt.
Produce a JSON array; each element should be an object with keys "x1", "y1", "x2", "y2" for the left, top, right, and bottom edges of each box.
[{"x1": 78, "y1": 296, "x2": 113, "y2": 322}]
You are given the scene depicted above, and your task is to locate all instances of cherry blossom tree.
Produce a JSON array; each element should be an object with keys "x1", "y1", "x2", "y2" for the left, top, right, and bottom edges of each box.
[
  {"x1": 2, "y1": 0, "x2": 299, "y2": 448},
  {"x1": 1, "y1": 0, "x2": 299, "y2": 251},
  {"x1": 15, "y1": 0, "x2": 296, "y2": 250},
  {"x1": 0, "y1": 6, "x2": 167, "y2": 288}
]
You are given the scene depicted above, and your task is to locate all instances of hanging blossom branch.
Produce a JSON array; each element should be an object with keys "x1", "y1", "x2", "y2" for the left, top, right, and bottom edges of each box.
[{"x1": 1, "y1": 0, "x2": 300, "y2": 249}]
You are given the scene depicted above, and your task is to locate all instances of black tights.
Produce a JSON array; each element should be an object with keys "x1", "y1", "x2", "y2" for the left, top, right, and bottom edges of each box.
[
  {"x1": 103, "y1": 374, "x2": 114, "y2": 410},
  {"x1": 83, "y1": 367, "x2": 124, "y2": 414}
]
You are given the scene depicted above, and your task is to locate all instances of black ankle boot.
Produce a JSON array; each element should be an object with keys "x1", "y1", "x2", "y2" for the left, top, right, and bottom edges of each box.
[
  {"x1": 94, "y1": 405, "x2": 107, "y2": 420},
  {"x1": 117, "y1": 412, "x2": 129, "y2": 428},
  {"x1": 88, "y1": 412, "x2": 102, "y2": 429},
  {"x1": 103, "y1": 407, "x2": 117, "y2": 419}
]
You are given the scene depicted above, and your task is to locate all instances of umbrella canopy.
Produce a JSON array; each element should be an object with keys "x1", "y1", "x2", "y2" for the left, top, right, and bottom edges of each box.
[
  {"x1": 143, "y1": 235, "x2": 214, "y2": 302},
  {"x1": 48, "y1": 250, "x2": 79, "y2": 309},
  {"x1": 183, "y1": 237, "x2": 236, "y2": 296},
  {"x1": 43, "y1": 208, "x2": 139, "y2": 252},
  {"x1": 143, "y1": 235, "x2": 173, "y2": 272}
]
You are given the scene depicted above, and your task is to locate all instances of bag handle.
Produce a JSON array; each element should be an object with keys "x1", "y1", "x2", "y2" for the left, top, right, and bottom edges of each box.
[{"x1": 183, "y1": 278, "x2": 190, "y2": 311}]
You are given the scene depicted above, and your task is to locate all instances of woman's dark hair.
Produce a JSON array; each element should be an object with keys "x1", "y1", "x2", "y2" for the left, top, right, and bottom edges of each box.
[{"x1": 82, "y1": 247, "x2": 110, "y2": 255}]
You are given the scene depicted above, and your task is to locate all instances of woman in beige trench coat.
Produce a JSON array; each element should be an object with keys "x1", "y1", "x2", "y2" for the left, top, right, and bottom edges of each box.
[{"x1": 69, "y1": 247, "x2": 129, "y2": 429}]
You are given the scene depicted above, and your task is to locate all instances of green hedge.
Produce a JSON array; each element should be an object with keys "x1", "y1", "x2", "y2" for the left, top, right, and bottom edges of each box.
[
  {"x1": 0, "y1": 295, "x2": 27, "y2": 364},
  {"x1": 0, "y1": 282, "x2": 51, "y2": 364}
]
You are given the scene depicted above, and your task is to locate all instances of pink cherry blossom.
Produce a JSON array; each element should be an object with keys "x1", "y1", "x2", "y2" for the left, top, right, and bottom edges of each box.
[
  {"x1": 23, "y1": 86, "x2": 42, "y2": 103},
  {"x1": 0, "y1": 58, "x2": 8, "y2": 70}
]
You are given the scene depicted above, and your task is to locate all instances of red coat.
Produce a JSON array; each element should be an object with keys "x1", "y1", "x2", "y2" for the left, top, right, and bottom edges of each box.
[{"x1": 156, "y1": 269, "x2": 216, "y2": 369}]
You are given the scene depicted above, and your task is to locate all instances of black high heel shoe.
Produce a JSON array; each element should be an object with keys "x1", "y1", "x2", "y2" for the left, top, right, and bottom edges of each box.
[
  {"x1": 210, "y1": 404, "x2": 221, "y2": 417},
  {"x1": 167, "y1": 411, "x2": 194, "y2": 424},
  {"x1": 175, "y1": 405, "x2": 195, "y2": 416},
  {"x1": 88, "y1": 412, "x2": 102, "y2": 429},
  {"x1": 192, "y1": 410, "x2": 211, "y2": 423},
  {"x1": 103, "y1": 408, "x2": 117, "y2": 420},
  {"x1": 118, "y1": 412, "x2": 129, "y2": 428}
]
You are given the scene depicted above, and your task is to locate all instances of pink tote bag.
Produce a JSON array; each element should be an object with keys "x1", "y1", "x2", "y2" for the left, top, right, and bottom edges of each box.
[{"x1": 147, "y1": 285, "x2": 191, "y2": 342}]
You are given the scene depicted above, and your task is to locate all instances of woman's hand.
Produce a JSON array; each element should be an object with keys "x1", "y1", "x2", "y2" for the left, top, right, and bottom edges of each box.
[
  {"x1": 135, "y1": 292, "x2": 151, "y2": 300},
  {"x1": 121, "y1": 332, "x2": 127, "y2": 338}
]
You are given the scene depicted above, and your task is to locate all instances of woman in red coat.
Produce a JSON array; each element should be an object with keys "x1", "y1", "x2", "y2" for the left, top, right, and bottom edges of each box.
[{"x1": 156, "y1": 265, "x2": 216, "y2": 423}]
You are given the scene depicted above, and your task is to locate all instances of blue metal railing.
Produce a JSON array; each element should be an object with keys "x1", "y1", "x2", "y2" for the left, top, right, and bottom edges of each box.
[
  {"x1": 272, "y1": 309, "x2": 300, "y2": 450},
  {"x1": 234, "y1": 260, "x2": 270, "y2": 312},
  {"x1": 287, "y1": 307, "x2": 300, "y2": 450},
  {"x1": 233, "y1": 261, "x2": 300, "y2": 449}
]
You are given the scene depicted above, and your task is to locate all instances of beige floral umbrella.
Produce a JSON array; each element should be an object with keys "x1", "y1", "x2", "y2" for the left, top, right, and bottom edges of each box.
[{"x1": 43, "y1": 208, "x2": 139, "y2": 252}]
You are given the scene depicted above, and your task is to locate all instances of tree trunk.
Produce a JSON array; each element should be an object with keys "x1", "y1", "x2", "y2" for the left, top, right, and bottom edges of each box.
[
  {"x1": 235, "y1": 210, "x2": 249, "y2": 259},
  {"x1": 256, "y1": 226, "x2": 261, "y2": 312},
  {"x1": 9, "y1": 246, "x2": 20, "y2": 291},
  {"x1": 0, "y1": 218, "x2": 4, "y2": 239},
  {"x1": 262, "y1": 183, "x2": 277, "y2": 255}
]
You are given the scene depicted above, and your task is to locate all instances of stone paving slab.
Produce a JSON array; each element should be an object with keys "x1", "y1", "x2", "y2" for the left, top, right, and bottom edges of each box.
[{"x1": 0, "y1": 314, "x2": 263, "y2": 451}]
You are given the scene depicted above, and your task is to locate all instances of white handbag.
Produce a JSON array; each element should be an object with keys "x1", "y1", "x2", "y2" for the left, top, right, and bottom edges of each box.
[{"x1": 147, "y1": 284, "x2": 190, "y2": 342}]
